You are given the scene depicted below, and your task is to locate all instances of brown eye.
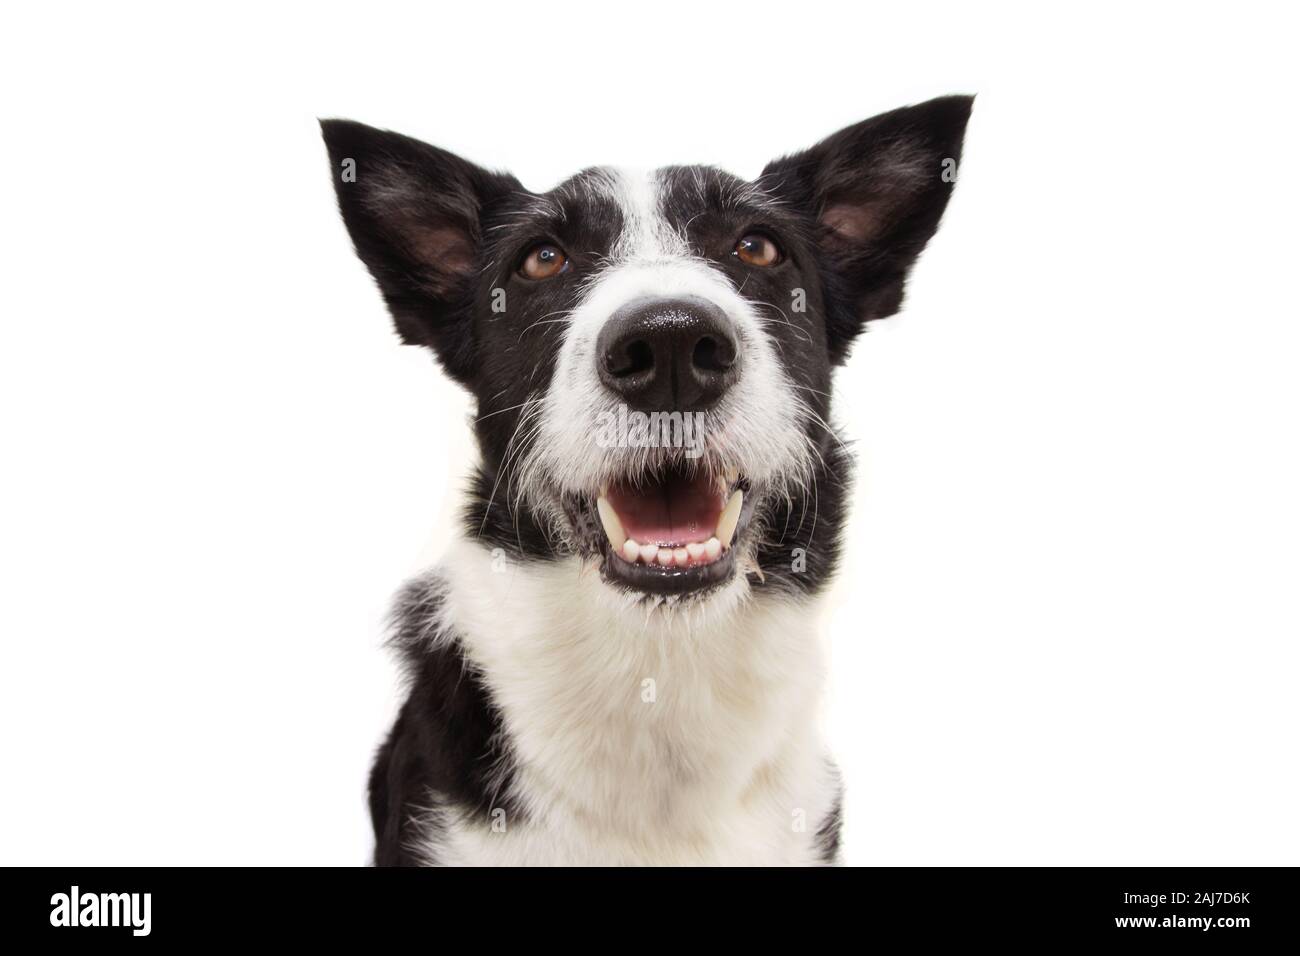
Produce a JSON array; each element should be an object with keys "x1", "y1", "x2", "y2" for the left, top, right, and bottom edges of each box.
[
  {"x1": 519, "y1": 243, "x2": 569, "y2": 280},
  {"x1": 734, "y1": 233, "x2": 782, "y2": 267}
]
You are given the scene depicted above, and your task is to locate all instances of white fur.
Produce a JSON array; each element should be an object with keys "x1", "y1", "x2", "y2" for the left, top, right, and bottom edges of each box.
[{"x1": 411, "y1": 537, "x2": 839, "y2": 866}]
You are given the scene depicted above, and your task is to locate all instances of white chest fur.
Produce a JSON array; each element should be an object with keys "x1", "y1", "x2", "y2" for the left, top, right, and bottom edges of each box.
[{"x1": 411, "y1": 538, "x2": 839, "y2": 866}]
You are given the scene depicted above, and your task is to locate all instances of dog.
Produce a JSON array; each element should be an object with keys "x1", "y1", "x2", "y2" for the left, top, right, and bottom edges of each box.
[{"x1": 321, "y1": 95, "x2": 971, "y2": 865}]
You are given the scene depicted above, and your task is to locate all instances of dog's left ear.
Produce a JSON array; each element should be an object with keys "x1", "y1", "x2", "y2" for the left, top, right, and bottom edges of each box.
[{"x1": 759, "y1": 95, "x2": 973, "y2": 364}]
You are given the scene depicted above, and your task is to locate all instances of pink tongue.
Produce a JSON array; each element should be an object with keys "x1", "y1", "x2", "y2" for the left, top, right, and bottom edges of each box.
[{"x1": 606, "y1": 472, "x2": 722, "y2": 546}]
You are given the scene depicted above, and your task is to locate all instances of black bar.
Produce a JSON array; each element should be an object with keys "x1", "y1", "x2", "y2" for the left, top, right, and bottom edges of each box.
[{"x1": 4, "y1": 867, "x2": 1294, "y2": 944}]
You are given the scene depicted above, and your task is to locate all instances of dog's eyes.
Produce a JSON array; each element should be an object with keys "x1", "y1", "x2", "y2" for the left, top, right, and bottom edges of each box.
[
  {"x1": 519, "y1": 243, "x2": 569, "y2": 280},
  {"x1": 733, "y1": 233, "x2": 782, "y2": 267}
]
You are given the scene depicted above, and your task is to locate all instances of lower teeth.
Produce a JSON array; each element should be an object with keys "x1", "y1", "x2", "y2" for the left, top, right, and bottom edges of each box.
[{"x1": 618, "y1": 534, "x2": 724, "y2": 569}]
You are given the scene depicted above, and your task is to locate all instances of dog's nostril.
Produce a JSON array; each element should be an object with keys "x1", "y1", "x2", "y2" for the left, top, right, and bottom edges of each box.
[
  {"x1": 607, "y1": 339, "x2": 655, "y2": 378},
  {"x1": 692, "y1": 335, "x2": 735, "y2": 374}
]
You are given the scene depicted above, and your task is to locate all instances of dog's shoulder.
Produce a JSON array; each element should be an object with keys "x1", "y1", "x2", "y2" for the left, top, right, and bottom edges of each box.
[{"x1": 369, "y1": 573, "x2": 521, "y2": 866}]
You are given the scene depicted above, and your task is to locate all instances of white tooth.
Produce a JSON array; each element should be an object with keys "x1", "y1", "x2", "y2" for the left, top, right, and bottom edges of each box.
[
  {"x1": 673, "y1": 547, "x2": 690, "y2": 567},
  {"x1": 596, "y1": 496, "x2": 627, "y2": 550},
  {"x1": 656, "y1": 548, "x2": 674, "y2": 566},
  {"x1": 703, "y1": 537, "x2": 722, "y2": 561},
  {"x1": 621, "y1": 538, "x2": 641, "y2": 562},
  {"x1": 715, "y1": 489, "x2": 743, "y2": 548},
  {"x1": 639, "y1": 543, "x2": 659, "y2": 564},
  {"x1": 686, "y1": 542, "x2": 705, "y2": 561}
]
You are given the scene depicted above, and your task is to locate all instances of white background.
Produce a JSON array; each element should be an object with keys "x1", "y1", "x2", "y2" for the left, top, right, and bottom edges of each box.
[{"x1": 1, "y1": 2, "x2": 1297, "y2": 865}]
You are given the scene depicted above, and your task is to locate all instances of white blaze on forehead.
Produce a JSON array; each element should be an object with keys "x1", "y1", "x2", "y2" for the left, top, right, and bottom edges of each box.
[{"x1": 602, "y1": 167, "x2": 691, "y2": 261}]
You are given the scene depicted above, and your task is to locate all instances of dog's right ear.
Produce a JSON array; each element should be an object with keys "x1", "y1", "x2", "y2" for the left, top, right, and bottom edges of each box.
[{"x1": 319, "y1": 119, "x2": 523, "y2": 383}]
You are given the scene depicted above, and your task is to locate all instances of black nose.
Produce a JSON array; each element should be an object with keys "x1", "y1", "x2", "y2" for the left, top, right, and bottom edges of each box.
[{"x1": 596, "y1": 296, "x2": 739, "y2": 411}]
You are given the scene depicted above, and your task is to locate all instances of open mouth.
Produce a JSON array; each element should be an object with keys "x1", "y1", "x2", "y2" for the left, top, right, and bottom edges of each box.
[{"x1": 575, "y1": 465, "x2": 755, "y2": 596}]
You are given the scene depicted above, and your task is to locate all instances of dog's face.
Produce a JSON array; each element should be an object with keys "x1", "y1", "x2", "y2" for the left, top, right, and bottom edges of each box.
[{"x1": 323, "y1": 97, "x2": 971, "y2": 606}]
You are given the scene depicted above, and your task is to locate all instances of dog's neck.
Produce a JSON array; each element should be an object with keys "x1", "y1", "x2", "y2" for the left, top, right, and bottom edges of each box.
[{"x1": 418, "y1": 535, "x2": 838, "y2": 865}]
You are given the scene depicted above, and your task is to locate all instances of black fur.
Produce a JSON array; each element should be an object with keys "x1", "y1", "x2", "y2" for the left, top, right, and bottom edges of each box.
[
  {"x1": 369, "y1": 578, "x2": 521, "y2": 865},
  {"x1": 816, "y1": 779, "x2": 845, "y2": 863}
]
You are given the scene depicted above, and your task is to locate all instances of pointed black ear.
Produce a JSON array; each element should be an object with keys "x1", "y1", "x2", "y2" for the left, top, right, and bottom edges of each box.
[
  {"x1": 759, "y1": 95, "x2": 973, "y2": 363},
  {"x1": 319, "y1": 119, "x2": 523, "y2": 382}
]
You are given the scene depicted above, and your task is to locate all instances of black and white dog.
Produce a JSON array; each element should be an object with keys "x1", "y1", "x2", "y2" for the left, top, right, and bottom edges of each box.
[{"x1": 321, "y1": 96, "x2": 971, "y2": 865}]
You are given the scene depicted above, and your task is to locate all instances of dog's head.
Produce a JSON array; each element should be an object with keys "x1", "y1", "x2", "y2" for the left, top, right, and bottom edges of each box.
[{"x1": 322, "y1": 97, "x2": 971, "y2": 606}]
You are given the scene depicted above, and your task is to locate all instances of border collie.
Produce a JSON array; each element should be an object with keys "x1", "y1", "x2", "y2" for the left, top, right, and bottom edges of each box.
[{"x1": 321, "y1": 96, "x2": 972, "y2": 865}]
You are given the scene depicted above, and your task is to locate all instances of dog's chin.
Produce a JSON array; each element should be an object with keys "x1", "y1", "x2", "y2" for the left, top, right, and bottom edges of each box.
[{"x1": 560, "y1": 463, "x2": 758, "y2": 600}]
